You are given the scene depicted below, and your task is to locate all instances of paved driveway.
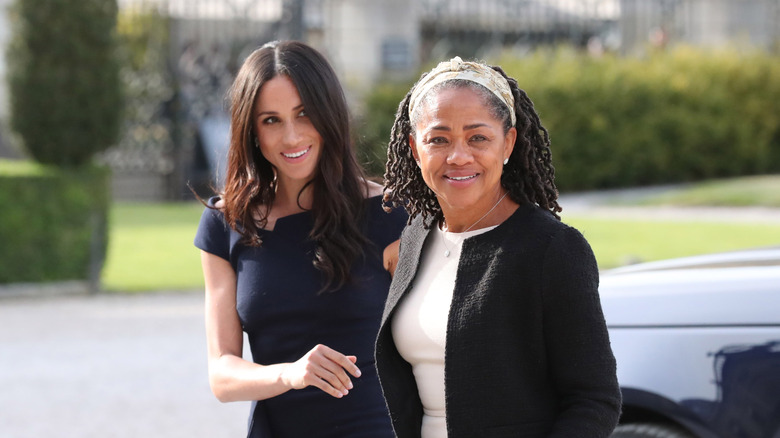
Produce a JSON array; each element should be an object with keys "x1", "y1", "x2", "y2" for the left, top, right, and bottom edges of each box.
[
  {"x1": 0, "y1": 292, "x2": 249, "y2": 438},
  {"x1": 3, "y1": 198, "x2": 778, "y2": 437},
  {"x1": 558, "y1": 188, "x2": 780, "y2": 223}
]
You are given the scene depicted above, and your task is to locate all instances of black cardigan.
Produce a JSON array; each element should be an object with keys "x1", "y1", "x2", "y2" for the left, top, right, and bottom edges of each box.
[{"x1": 375, "y1": 204, "x2": 621, "y2": 438}]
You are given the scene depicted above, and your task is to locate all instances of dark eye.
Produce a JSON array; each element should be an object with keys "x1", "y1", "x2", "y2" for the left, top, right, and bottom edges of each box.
[
  {"x1": 428, "y1": 136, "x2": 448, "y2": 145},
  {"x1": 470, "y1": 134, "x2": 488, "y2": 142},
  {"x1": 262, "y1": 116, "x2": 279, "y2": 125},
  {"x1": 298, "y1": 109, "x2": 308, "y2": 117}
]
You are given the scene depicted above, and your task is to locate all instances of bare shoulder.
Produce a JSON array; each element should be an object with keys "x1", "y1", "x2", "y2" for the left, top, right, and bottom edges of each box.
[{"x1": 365, "y1": 179, "x2": 385, "y2": 198}]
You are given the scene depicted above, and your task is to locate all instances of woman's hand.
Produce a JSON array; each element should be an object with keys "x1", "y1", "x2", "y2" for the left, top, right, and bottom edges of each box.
[{"x1": 280, "y1": 344, "x2": 362, "y2": 398}]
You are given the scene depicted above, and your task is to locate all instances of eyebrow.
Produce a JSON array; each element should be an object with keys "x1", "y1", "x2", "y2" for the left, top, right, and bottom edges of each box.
[
  {"x1": 256, "y1": 103, "x2": 304, "y2": 117},
  {"x1": 428, "y1": 123, "x2": 489, "y2": 131}
]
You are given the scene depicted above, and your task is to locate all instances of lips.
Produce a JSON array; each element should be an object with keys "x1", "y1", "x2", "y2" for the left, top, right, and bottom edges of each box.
[
  {"x1": 445, "y1": 173, "x2": 478, "y2": 181},
  {"x1": 282, "y1": 146, "x2": 311, "y2": 159}
]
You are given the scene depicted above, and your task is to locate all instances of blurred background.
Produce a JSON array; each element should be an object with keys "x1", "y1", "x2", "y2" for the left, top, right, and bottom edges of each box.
[{"x1": 0, "y1": 0, "x2": 779, "y2": 437}]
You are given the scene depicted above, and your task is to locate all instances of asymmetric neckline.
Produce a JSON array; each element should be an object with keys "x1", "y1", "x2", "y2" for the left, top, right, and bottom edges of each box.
[{"x1": 214, "y1": 194, "x2": 385, "y2": 234}]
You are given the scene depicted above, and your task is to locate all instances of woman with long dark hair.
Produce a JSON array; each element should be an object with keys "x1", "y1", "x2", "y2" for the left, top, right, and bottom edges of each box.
[{"x1": 194, "y1": 41, "x2": 404, "y2": 437}]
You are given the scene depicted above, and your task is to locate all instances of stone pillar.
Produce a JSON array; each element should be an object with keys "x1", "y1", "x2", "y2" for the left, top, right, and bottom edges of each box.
[
  {"x1": 0, "y1": 0, "x2": 11, "y2": 124},
  {"x1": 320, "y1": 0, "x2": 419, "y2": 104},
  {"x1": 0, "y1": 0, "x2": 17, "y2": 158}
]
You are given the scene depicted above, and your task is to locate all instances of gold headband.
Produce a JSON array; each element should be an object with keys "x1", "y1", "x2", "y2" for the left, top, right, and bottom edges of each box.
[{"x1": 408, "y1": 56, "x2": 516, "y2": 126}]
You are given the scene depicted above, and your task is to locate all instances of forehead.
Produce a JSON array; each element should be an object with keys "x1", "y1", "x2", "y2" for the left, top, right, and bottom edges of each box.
[
  {"x1": 414, "y1": 85, "x2": 499, "y2": 129},
  {"x1": 255, "y1": 75, "x2": 301, "y2": 110}
]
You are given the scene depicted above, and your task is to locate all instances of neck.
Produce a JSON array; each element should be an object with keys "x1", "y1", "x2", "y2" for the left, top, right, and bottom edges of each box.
[
  {"x1": 441, "y1": 190, "x2": 514, "y2": 233},
  {"x1": 274, "y1": 176, "x2": 314, "y2": 213}
]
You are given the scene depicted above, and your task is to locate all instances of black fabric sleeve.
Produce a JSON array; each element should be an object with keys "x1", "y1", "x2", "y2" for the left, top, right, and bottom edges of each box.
[
  {"x1": 541, "y1": 226, "x2": 622, "y2": 438},
  {"x1": 193, "y1": 198, "x2": 231, "y2": 262}
]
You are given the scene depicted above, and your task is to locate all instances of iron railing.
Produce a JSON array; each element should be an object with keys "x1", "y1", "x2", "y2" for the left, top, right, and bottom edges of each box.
[{"x1": 108, "y1": 0, "x2": 780, "y2": 200}]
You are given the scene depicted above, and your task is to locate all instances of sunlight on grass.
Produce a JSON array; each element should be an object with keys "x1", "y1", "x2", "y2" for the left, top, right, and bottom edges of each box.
[
  {"x1": 567, "y1": 216, "x2": 780, "y2": 270},
  {"x1": 0, "y1": 159, "x2": 48, "y2": 176},
  {"x1": 637, "y1": 175, "x2": 780, "y2": 207},
  {"x1": 102, "y1": 202, "x2": 206, "y2": 292},
  {"x1": 102, "y1": 195, "x2": 780, "y2": 291}
]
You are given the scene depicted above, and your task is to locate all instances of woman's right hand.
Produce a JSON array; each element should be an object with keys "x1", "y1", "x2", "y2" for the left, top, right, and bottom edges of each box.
[{"x1": 280, "y1": 344, "x2": 362, "y2": 398}]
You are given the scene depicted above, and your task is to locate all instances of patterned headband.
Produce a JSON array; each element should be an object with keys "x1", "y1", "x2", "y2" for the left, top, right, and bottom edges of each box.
[{"x1": 408, "y1": 56, "x2": 516, "y2": 126}]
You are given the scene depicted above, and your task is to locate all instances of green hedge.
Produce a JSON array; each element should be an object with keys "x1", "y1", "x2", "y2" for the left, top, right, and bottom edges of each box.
[
  {"x1": 354, "y1": 81, "x2": 416, "y2": 178},
  {"x1": 500, "y1": 46, "x2": 780, "y2": 190},
  {"x1": 359, "y1": 46, "x2": 780, "y2": 190},
  {"x1": 7, "y1": 0, "x2": 122, "y2": 167},
  {"x1": 0, "y1": 160, "x2": 110, "y2": 286}
]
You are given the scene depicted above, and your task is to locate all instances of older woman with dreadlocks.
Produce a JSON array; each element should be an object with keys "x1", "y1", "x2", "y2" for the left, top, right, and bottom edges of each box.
[{"x1": 374, "y1": 57, "x2": 621, "y2": 438}]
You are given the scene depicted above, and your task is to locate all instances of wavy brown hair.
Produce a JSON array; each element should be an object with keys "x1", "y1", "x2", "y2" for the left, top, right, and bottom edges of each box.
[
  {"x1": 219, "y1": 40, "x2": 369, "y2": 292},
  {"x1": 383, "y1": 64, "x2": 562, "y2": 226}
]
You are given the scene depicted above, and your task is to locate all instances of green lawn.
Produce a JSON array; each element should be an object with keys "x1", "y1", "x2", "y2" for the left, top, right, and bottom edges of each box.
[
  {"x1": 102, "y1": 202, "x2": 206, "y2": 292},
  {"x1": 634, "y1": 175, "x2": 780, "y2": 207},
  {"x1": 566, "y1": 216, "x2": 780, "y2": 269},
  {"x1": 102, "y1": 196, "x2": 780, "y2": 292},
  {"x1": 102, "y1": 173, "x2": 780, "y2": 292}
]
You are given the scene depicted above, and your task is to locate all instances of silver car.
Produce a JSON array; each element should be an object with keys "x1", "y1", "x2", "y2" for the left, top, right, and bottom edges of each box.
[{"x1": 600, "y1": 247, "x2": 780, "y2": 438}]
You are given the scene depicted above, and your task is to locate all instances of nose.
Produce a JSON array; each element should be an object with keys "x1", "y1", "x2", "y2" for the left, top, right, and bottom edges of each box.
[
  {"x1": 282, "y1": 120, "x2": 303, "y2": 146},
  {"x1": 447, "y1": 138, "x2": 473, "y2": 165}
]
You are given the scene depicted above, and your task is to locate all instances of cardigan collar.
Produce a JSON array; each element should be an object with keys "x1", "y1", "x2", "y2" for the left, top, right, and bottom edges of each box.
[
  {"x1": 381, "y1": 203, "x2": 542, "y2": 326},
  {"x1": 380, "y1": 213, "x2": 431, "y2": 325}
]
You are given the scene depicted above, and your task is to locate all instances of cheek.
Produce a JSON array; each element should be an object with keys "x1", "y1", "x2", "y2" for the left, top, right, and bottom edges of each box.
[
  {"x1": 417, "y1": 152, "x2": 441, "y2": 184},
  {"x1": 256, "y1": 132, "x2": 279, "y2": 162},
  {"x1": 256, "y1": 133, "x2": 272, "y2": 154},
  {"x1": 419, "y1": 147, "x2": 446, "y2": 169},
  {"x1": 309, "y1": 131, "x2": 324, "y2": 162},
  {"x1": 300, "y1": 118, "x2": 322, "y2": 141},
  {"x1": 256, "y1": 125, "x2": 272, "y2": 146},
  {"x1": 312, "y1": 129, "x2": 324, "y2": 147},
  {"x1": 258, "y1": 146, "x2": 274, "y2": 164}
]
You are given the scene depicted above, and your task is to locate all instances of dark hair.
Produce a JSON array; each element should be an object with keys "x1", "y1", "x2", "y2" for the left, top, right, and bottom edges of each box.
[
  {"x1": 383, "y1": 63, "x2": 562, "y2": 226},
  {"x1": 220, "y1": 40, "x2": 368, "y2": 292}
]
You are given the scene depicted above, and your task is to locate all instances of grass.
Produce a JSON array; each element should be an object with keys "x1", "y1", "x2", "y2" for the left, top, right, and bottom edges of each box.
[
  {"x1": 565, "y1": 217, "x2": 780, "y2": 269},
  {"x1": 102, "y1": 202, "x2": 205, "y2": 292},
  {"x1": 633, "y1": 175, "x2": 780, "y2": 207},
  {"x1": 0, "y1": 158, "x2": 48, "y2": 176},
  {"x1": 101, "y1": 175, "x2": 780, "y2": 291}
]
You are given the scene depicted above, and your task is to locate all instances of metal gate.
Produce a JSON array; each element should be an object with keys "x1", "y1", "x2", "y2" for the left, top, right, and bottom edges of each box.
[
  {"x1": 107, "y1": 0, "x2": 304, "y2": 200},
  {"x1": 106, "y1": 0, "x2": 779, "y2": 200}
]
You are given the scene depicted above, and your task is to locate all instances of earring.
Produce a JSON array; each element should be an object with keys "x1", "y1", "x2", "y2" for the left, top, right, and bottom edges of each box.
[
  {"x1": 503, "y1": 158, "x2": 509, "y2": 165},
  {"x1": 254, "y1": 137, "x2": 259, "y2": 148}
]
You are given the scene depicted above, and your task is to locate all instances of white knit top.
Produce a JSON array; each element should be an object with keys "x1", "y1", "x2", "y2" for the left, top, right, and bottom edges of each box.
[{"x1": 391, "y1": 225, "x2": 496, "y2": 438}]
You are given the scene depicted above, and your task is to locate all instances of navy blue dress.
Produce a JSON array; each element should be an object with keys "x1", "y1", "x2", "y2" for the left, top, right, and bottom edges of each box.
[{"x1": 194, "y1": 195, "x2": 405, "y2": 438}]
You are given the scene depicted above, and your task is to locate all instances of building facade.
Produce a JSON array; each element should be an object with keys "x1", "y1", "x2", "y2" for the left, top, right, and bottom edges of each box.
[{"x1": 1, "y1": 0, "x2": 778, "y2": 199}]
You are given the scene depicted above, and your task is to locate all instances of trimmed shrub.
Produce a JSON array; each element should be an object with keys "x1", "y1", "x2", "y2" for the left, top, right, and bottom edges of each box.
[
  {"x1": 4, "y1": 0, "x2": 119, "y2": 288},
  {"x1": 0, "y1": 159, "x2": 110, "y2": 285},
  {"x1": 354, "y1": 81, "x2": 415, "y2": 178},
  {"x1": 498, "y1": 46, "x2": 780, "y2": 190},
  {"x1": 7, "y1": 0, "x2": 122, "y2": 167},
  {"x1": 358, "y1": 46, "x2": 780, "y2": 190}
]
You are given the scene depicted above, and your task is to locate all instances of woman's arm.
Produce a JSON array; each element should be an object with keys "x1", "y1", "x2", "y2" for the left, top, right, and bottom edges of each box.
[
  {"x1": 201, "y1": 251, "x2": 362, "y2": 402},
  {"x1": 541, "y1": 227, "x2": 622, "y2": 437},
  {"x1": 382, "y1": 239, "x2": 401, "y2": 277},
  {"x1": 366, "y1": 179, "x2": 385, "y2": 198}
]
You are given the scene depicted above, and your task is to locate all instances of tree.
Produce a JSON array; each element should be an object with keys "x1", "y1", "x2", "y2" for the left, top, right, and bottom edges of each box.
[{"x1": 8, "y1": 0, "x2": 122, "y2": 167}]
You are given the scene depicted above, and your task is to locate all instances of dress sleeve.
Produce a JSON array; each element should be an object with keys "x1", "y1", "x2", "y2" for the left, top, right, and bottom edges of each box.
[
  {"x1": 541, "y1": 226, "x2": 622, "y2": 437},
  {"x1": 383, "y1": 205, "x2": 408, "y2": 244},
  {"x1": 193, "y1": 198, "x2": 231, "y2": 262},
  {"x1": 366, "y1": 195, "x2": 408, "y2": 249}
]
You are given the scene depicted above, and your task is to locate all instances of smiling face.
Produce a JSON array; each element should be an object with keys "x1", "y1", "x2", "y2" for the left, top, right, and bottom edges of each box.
[
  {"x1": 410, "y1": 85, "x2": 516, "y2": 224},
  {"x1": 254, "y1": 74, "x2": 322, "y2": 188}
]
